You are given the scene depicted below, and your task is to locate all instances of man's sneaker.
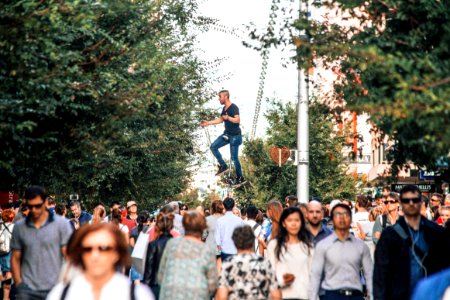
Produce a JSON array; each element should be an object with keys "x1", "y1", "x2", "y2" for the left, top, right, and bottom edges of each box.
[
  {"x1": 215, "y1": 165, "x2": 229, "y2": 176},
  {"x1": 232, "y1": 176, "x2": 246, "y2": 187}
]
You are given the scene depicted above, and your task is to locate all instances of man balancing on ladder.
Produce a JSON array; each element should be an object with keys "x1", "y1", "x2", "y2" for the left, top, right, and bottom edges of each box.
[{"x1": 201, "y1": 90, "x2": 246, "y2": 187}]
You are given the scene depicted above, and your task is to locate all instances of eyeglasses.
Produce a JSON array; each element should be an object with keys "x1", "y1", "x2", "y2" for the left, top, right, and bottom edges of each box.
[
  {"x1": 81, "y1": 245, "x2": 115, "y2": 253},
  {"x1": 400, "y1": 197, "x2": 421, "y2": 204},
  {"x1": 430, "y1": 198, "x2": 441, "y2": 202},
  {"x1": 26, "y1": 203, "x2": 45, "y2": 210},
  {"x1": 333, "y1": 212, "x2": 350, "y2": 217},
  {"x1": 384, "y1": 200, "x2": 397, "y2": 205}
]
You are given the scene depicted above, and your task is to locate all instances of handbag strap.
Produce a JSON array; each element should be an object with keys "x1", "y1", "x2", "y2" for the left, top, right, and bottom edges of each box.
[
  {"x1": 60, "y1": 282, "x2": 71, "y2": 300},
  {"x1": 60, "y1": 281, "x2": 135, "y2": 300}
]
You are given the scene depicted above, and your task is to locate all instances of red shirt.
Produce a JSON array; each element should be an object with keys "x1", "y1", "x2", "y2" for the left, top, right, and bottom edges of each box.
[{"x1": 121, "y1": 216, "x2": 138, "y2": 232}]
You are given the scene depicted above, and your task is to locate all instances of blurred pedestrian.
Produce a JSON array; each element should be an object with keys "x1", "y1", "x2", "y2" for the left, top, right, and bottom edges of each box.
[
  {"x1": 309, "y1": 203, "x2": 373, "y2": 300},
  {"x1": 268, "y1": 207, "x2": 313, "y2": 299},
  {"x1": 11, "y1": 186, "x2": 73, "y2": 300},
  {"x1": 374, "y1": 185, "x2": 450, "y2": 300},
  {"x1": 306, "y1": 201, "x2": 332, "y2": 246},
  {"x1": 158, "y1": 211, "x2": 218, "y2": 300},
  {"x1": 47, "y1": 223, "x2": 154, "y2": 300},
  {"x1": 372, "y1": 192, "x2": 400, "y2": 244},
  {"x1": 143, "y1": 212, "x2": 175, "y2": 299},
  {"x1": 216, "y1": 225, "x2": 281, "y2": 300},
  {"x1": 0, "y1": 208, "x2": 15, "y2": 299},
  {"x1": 215, "y1": 198, "x2": 244, "y2": 261},
  {"x1": 69, "y1": 200, "x2": 92, "y2": 226}
]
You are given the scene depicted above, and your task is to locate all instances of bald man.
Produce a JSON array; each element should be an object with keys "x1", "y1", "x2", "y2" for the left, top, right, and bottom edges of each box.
[{"x1": 307, "y1": 201, "x2": 332, "y2": 246}]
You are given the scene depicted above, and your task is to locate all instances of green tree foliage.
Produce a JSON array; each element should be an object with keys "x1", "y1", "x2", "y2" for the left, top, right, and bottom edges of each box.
[
  {"x1": 293, "y1": 0, "x2": 449, "y2": 170},
  {"x1": 0, "y1": 0, "x2": 212, "y2": 208},
  {"x1": 236, "y1": 101, "x2": 358, "y2": 205}
]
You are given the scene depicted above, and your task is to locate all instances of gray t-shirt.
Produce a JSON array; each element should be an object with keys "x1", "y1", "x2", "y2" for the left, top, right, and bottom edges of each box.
[{"x1": 11, "y1": 213, "x2": 73, "y2": 291}]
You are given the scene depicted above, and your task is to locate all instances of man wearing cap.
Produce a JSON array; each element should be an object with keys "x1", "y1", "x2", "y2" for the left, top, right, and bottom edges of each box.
[{"x1": 122, "y1": 200, "x2": 139, "y2": 232}]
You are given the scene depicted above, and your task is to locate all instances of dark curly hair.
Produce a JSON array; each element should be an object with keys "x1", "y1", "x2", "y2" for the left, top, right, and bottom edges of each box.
[
  {"x1": 275, "y1": 207, "x2": 312, "y2": 261},
  {"x1": 232, "y1": 225, "x2": 255, "y2": 250}
]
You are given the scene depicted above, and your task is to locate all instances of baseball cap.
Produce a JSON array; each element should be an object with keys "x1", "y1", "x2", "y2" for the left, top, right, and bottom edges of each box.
[{"x1": 127, "y1": 201, "x2": 137, "y2": 208}]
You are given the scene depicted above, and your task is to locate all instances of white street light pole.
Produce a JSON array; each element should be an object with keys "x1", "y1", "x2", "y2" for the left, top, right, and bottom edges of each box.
[{"x1": 297, "y1": 0, "x2": 309, "y2": 203}]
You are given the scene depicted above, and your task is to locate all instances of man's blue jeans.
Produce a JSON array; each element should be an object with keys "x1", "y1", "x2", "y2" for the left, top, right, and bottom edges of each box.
[{"x1": 210, "y1": 134, "x2": 243, "y2": 177}]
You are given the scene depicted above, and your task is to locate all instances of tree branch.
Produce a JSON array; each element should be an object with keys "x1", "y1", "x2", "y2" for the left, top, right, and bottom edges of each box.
[{"x1": 410, "y1": 77, "x2": 450, "y2": 91}]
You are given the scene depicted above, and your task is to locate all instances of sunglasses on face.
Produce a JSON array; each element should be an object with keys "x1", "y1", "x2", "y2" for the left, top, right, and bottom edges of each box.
[
  {"x1": 400, "y1": 197, "x2": 421, "y2": 204},
  {"x1": 81, "y1": 245, "x2": 115, "y2": 253},
  {"x1": 384, "y1": 200, "x2": 397, "y2": 205},
  {"x1": 26, "y1": 202, "x2": 45, "y2": 210}
]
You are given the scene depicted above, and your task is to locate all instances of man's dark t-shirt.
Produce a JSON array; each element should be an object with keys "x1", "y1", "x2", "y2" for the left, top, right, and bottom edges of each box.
[{"x1": 221, "y1": 103, "x2": 241, "y2": 136}]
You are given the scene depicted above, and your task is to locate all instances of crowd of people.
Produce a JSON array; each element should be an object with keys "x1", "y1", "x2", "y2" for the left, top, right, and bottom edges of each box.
[{"x1": 0, "y1": 184, "x2": 449, "y2": 300}]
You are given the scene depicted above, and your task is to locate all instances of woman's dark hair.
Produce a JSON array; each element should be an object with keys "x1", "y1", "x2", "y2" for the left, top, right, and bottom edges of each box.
[
  {"x1": 275, "y1": 207, "x2": 312, "y2": 261},
  {"x1": 154, "y1": 212, "x2": 174, "y2": 239},
  {"x1": 137, "y1": 210, "x2": 150, "y2": 233},
  {"x1": 232, "y1": 225, "x2": 255, "y2": 250},
  {"x1": 67, "y1": 223, "x2": 130, "y2": 270},
  {"x1": 110, "y1": 208, "x2": 122, "y2": 225}
]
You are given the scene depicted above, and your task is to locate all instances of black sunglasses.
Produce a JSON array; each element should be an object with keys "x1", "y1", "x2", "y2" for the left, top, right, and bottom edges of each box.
[
  {"x1": 81, "y1": 245, "x2": 115, "y2": 253},
  {"x1": 384, "y1": 200, "x2": 397, "y2": 205},
  {"x1": 400, "y1": 197, "x2": 421, "y2": 204},
  {"x1": 26, "y1": 202, "x2": 45, "y2": 209}
]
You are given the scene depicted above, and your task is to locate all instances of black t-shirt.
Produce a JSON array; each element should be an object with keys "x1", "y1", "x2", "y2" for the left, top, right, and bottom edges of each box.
[{"x1": 221, "y1": 103, "x2": 242, "y2": 136}]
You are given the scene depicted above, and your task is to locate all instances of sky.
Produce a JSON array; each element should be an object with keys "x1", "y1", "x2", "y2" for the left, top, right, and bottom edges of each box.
[{"x1": 194, "y1": 0, "x2": 300, "y2": 140}]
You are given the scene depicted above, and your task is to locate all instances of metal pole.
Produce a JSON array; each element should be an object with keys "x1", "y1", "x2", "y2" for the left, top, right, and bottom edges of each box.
[{"x1": 297, "y1": 0, "x2": 309, "y2": 203}]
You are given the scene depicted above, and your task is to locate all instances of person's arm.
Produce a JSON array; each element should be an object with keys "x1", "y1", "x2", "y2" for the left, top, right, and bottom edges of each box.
[
  {"x1": 309, "y1": 244, "x2": 326, "y2": 300},
  {"x1": 156, "y1": 242, "x2": 170, "y2": 285},
  {"x1": 206, "y1": 247, "x2": 219, "y2": 296},
  {"x1": 143, "y1": 242, "x2": 157, "y2": 286},
  {"x1": 222, "y1": 114, "x2": 240, "y2": 124},
  {"x1": 215, "y1": 287, "x2": 228, "y2": 300},
  {"x1": 373, "y1": 231, "x2": 390, "y2": 300},
  {"x1": 270, "y1": 289, "x2": 282, "y2": 300},
  {"x1": 11, "y1": 250, "x2": 22, "y2": 285},
  {"x1": 372, "y1": 215, "x2": 382, "y2": 244},
  {"x1": 361, "y1": 243, "x2": 374, "y2": 299},
  {"x1": 200, "y1": 117, "x2": 224, "y2": 127},
  {"x1": 215, "y1": 221, "x2": 222, "y2": 253}
]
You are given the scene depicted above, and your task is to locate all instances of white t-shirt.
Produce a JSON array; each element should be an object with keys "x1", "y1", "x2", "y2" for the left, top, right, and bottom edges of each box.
[
  {"x1": 267, "y1": 240, "x2": 313, "y2": 299},
  {"x1": 46, "y1": 273, "x2": 154, "y2": 300},
  {"x1": 245, "y1": 219, "x2": 262, "y2": 254},
  {"x1": 0, "y1": 223, "x2": 14, "y2": 253}
]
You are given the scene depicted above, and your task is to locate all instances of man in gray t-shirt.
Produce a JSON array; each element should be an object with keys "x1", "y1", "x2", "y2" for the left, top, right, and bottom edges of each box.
[{"x1": 11, "y1": 186, "x2": 73, "y2": 300}]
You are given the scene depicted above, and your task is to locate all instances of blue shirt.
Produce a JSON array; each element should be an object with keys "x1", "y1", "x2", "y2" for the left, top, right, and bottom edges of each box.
[
  {"x1": 313, "y1": 223, "x2": 333, "y2": 246},
  {"x1": 408, "y1": 224, "x2": 429, "y2": 292},
  {"x1": 78, "y1": 211, "x2": 92, "y2": 226},
  {"x1": 215, "y1": 212, "x2": 245, "y2": 254}
]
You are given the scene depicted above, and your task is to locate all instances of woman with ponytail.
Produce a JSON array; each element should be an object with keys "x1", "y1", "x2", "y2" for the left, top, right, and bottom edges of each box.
[
  {"x1": 143, "y1": 212, "x2": 175, "y2": 299},
  {"x1": 267, "y1": 207, "x2": 313, "y2": 300}
]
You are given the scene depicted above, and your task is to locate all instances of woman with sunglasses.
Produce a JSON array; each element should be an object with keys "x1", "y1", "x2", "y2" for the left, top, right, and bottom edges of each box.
[
  {"x1": 372, "y1": 192, "x2": 400, "y2": 244},
  {"x1": 47, "y1": 223, "x2": 154, "y2": 300},
  {"x1": 267, "y1": 207, "x2": 313, "y2": 300}
]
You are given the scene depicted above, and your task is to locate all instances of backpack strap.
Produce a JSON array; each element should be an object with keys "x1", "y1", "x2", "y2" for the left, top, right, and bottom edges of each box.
[
  {"x1": 130, "y1": 281, "x2": 136, "y2": 300},
  {"x1": 393, "y1": 223, "x2": 409, "y2": 240},
  {"x1": 3, "y1": 224, "x2": 11, "y2": 235},
  {"x1": 60, "y1": 282, "x2": 71, "y2": 300},
  {"x1": 252, "y1": 223, "x2": 261, "y2": 253}
]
